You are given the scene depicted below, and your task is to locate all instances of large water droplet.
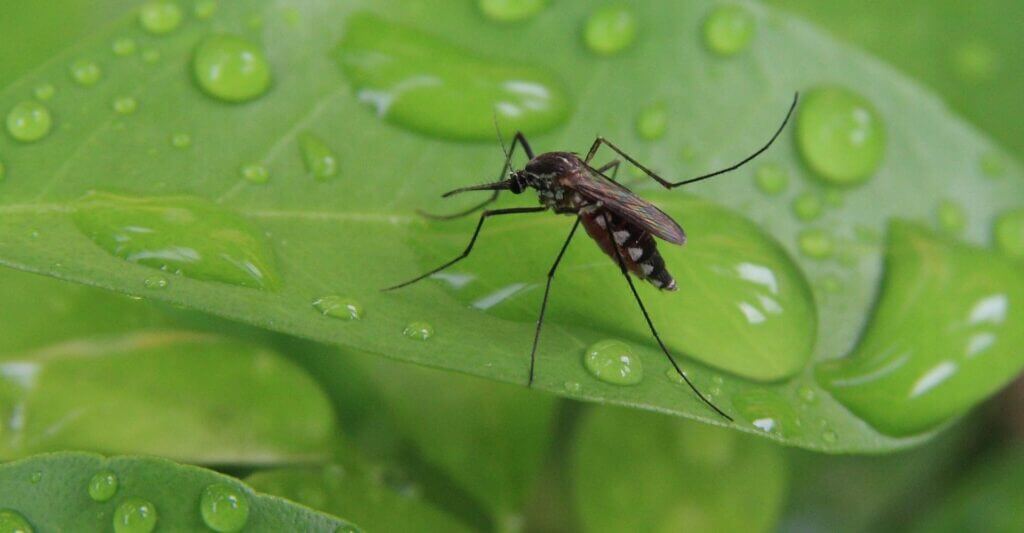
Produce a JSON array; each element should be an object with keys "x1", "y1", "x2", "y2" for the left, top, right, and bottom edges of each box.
[
  {"x1": 994, "y1": 208, "x2": 1024, "y2": 259},
  {"x1": 72, "y1": 191, "x2": 281, "y2": 290},
  {"x1": 114, "y1": 498, "x2": 157, "y2": 533},
  {"x1": 754, "y1": 163, "x2": 788, "y2": 195},
  {"x1": 70, "y1": 59, "x2": 103, "y2": 86},
  {"x1": 636, "y1": 103, "x2": 667, "y2": 141},
  {"x1": 583, "y1": 340, "x2": 644, "y2": 385},
  {"x1": 200, "y1": 483, "x2": 250, "y2": 533},
  {"x1": 313, "y1": 296, "x2": 363, "y2": 320},
  {"x1": 139, "y1": 1, "x2": 183, "y2": 35},
  {"x1": 0, "y1": 509, "x2": 33, "y2": 533},
  {"x1": 478, "y1": 0, "x2": 547, "y2": 22},
  {"x1": 733, "y1": 389, "x2": 802, "y2": 437},
  {"x1": 403, "y1": 321, "x2": 434, "y2": 340},
  {"x1": 88, "y1": 471, "x2": 119, "y2": 502},
  {"x1": 816, "y1": 222, "x2": 1024, "y2": 436},
  {"x1": 299, "y1": 133, "x2": 338, "y2": 181},
  {"x1": 797, "y1": 87, "x2": 885, "y2": 187},
  {"x1": 193, "y1": 35, "x2": 272, "y2": 103},
  {"x1": 583, "y1": 5, "x2": 637, "y2": 56},
  {"x1": 702, "y1": 4, "x2": 755, "y2": 57},
  {"x1": 6, "y1": 101, "x2": 52, "y2": 143},
  {"x1": 336, "y1": 13, "x2": 570, "y2": 141}
]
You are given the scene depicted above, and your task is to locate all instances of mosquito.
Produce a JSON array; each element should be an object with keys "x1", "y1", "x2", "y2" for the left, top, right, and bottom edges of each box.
[{"x1": 384, "y1": 93, "x2": 799, "y2": 421}]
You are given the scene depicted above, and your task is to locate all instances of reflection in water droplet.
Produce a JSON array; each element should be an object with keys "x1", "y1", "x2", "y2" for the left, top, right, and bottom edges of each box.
[
  {"x1": 583, "y1": 5, "x2": 637, "y2": 56},
  {"x1": 313, "y1": 296, "x2": 363, "y2": 320},
  {"x1": 6, "y1": 101, "x2": 53, "y2": 143},
  {"x1": 994, "y1": 208, "x2": 1024, "y2": 259},
  {"x1": 472, "y1": 282, "x2": 529, "y2": 310},
  {"x1": 797, "y1": 87, "x2": 885, "y2": 187},
  {"x1": 478, "y1": 0, "x2": 548, "y2": 22},
  {"x1": 336, "y1": 13, "x2": 569, "y2": 141},
  {"x1": 241, "y1": 163, "x2": 269, "y2": 183},
  {"x1": 636, "y1": 103, "x2": 667, "y2": 141},
  {"x1": 937, "y1": 200, "x2": 966, "y2": 235},
  {"x1": 403, "y1": 321, "x2": 434, "y2": 340},
  {"x1": 113, "y1": 37, "x2": 137, "y2": 56},
  {"x1": 200, "y1": 483, "x2": 250, "y2": 533},
  {"x1": 299, "y1": 133, "x2": 338, "y2": 181},
  {"x1": 0, "y1": 510, "x2": 33, "y2": 533},
  {"x1": 33, "y1": 83, "x2": 55, "y2": 101},
  {"x1": 70, "y1": 59, "x2": 102, "y2": 86},
  {"x1": 792, "y1": 193, "x2": 823, "y2": 222},
  {"x1": 114, "y1": 498, "x2": 157, "y2": 533},
  {"x1": 144, "y1": 275, "x2": 168, "y2": 289},
  {"x1": 139, "y1": 0, "x2": 183, "y2": 35},
  {"x1": 584, "y1": 340, "x2": 643, "y2": 385},
  {"x1": 88, "y1": 471, "x2": 119, "y2": 502},
  {"x1": 193, "y1": 35, "x2": 272, "y2": 103},
  {"x1": 112, "y1": 97, "x2": 138, "y2": 115},
  {"x1": 754, "y1": 163, "x2": 788, "y2": 195},
  {"x1": 798, "y1": 229, "x2": 834, "y2": 259},
  {"x1": 171, "y1": 133, "x2": 192, "y2": 148},
  {"x1": 733, "y1": 389, "x2": 801, "y2": 437},
  {"x1": 702, "y1": 4, "x2": 755, "y2": 57},
  {"x1": 72, "y1": 191, "x2": 281, "y2": 290}
]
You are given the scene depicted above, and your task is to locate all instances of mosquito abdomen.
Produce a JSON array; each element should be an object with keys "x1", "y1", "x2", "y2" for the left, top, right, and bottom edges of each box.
[{"x1": 581, "y1": 209, "x2": 677, "y2": 291}]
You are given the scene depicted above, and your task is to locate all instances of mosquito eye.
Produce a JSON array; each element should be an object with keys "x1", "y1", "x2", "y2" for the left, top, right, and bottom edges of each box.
[{"x1": 509, "y1": 179, "x2": 525, "y2": 194}]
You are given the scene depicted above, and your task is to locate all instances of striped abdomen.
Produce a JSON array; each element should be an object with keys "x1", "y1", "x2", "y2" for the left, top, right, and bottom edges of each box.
[{"x1": 580, "y1": 208, "x2": 677, "y2": 291}]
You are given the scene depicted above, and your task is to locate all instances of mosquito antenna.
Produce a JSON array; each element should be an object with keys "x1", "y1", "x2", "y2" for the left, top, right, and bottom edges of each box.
[
  {"x1": 493, "y1": 112, "x2": 511, "y2": 163},
  {"x1": 673, "y1": 92, "x2": 799, "y2": 187}
]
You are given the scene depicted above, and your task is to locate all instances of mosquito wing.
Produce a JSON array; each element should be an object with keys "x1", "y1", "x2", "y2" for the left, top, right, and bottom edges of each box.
[{"x1": 572, "y1": 168, "x2": 686, "y2": 245}]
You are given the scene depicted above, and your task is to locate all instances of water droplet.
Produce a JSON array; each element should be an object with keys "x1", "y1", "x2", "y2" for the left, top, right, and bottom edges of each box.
[
  {"x1": 171, "y1": 133, "x2": 192, "y2": 148},
  {"x1": 70, "y1": 59, "x2": 102, "y2": 86},
  {"x1": 994, "y1": 208, "x2": 1024, "y2": 259},
  {"x1": 33, "y1": 83, "x2": 55, "y2": 101},
  {"x1": 583, "y1": 339, "x2": 644, "y2": 385},
  {"x1": 0, "y1": 509, "x2": 33, "y2": 533},
  {"x1": 139, "y1": 0, "x2": 183, "y2": 35},
  {"x1": 28, "y1": 472, "x2": 42, "y2": 484},
  {"x1": 241, "y1": 163, "x2": 269, "y2": 183},
  {"x1": 194, "y1": 0, "x2": 218, "y2": 20},
  {"x1": 636, "y1": 103, "x2": 667, "y2": 141},
  {"x1": 821, "y1": 429, "x2": 838, "y2": 443},
  {"x1": 112, "y1": 96, "x2": 138, "y2": 115},
  {"x1": 937, "y1": 199, "x2": 966, "y2": 235},
  {"x1": 6, "y1": 101, "x2": 53, "y2": 143},
  {"x1": 664, "y1": 367, "x2": 685, "y2": 384},
  {"x1": 193, "y1": 34, "x2": 272, "y2": 103},
  {"x1": 951, "y1": 41, "x2": 996, "y2": 83},
  {"x1": 479, "y1": 0, "x2": 547, "y2": 22},
  {"x1": 141, "y1": 48, "x2": 161, "y2": 64},
  {"x1": 403, "y1": 321, "x2": 434, "y2": 340},
  {"x1": 754, "y1": 163, "x2": 788, "y2": 195},
  {"x1": 702, "y1": 4, "x2": 755, "y2": 57},
  {"x1": 144, "y1": 275, "x2": 168, "y2": 289},
  {"x1": 797, "y1": 386, "x2": 817, "y2": 403},
  {"x1": 299, "y1": 133, "x2": 338, "y2": 181},
  {"x1": 88, "y1": 471, "x2": 118, "y2": 502},
  {"x1": 200, "y1": 483, "x2": 250, "y2": 533},
  {"x1": 733, "y1": 389, "x2": 801, "y2": 437},
  {"x1": 792, "y1": 193, "x2": 823, "y2": 221},
  {"x1": 313, "y1": 296, "x2": 363, "y2": 320},
  {"x1": 797, "y1": 87, "x2": 885, "y2": 187},
  {"x1": 113, "y1": 498, "x2": 157, "y2": 533},
  {"x1": 583, "y1": 5, "x2": 638, "y2": 56},
  {"x1": 563, "y1": 381, "x2": 581, "y2": 393},
  {"x1": 337, "y1": 13, "x2": 569, "y2": 141},
  {"x1": 798, "y1": 228, "x2": 834, "y2": 259},
  {"x1": 979, "y1": 151, "x2": 1007, "y2": 178},
  {"x1": 113, "y1": 37, "x2": 137, "y2": 56},
  {"x1": 820, "y1": 274, "x2": 841, "y2": 293},
  {"x1": 72, "y1": 191, "x2": 281, "y2": 290}
]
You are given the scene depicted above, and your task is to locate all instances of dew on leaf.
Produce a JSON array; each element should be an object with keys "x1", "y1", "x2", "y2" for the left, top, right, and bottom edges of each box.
[
  {"x1": 702, "y1": 4, "x2": 756, "y2": 57},
  {"x1": 241, "y1": 163, "x2": 269, "y2": 183},
  {"x1": 563, "y1": 381, "x2": 581, "y2": 393},
  {"x1": 937, "y1": 199, "x2": 966, "y2": 235},
  {"x1": 792, "y1": 192, "x2": 823, "y2": 221},
  {"x1": 979, "y1": 151, "x2": 1007, "y2": 178},
  {"x1": 584, "y1": 339, "x2": 644, "y2": 385},
  {"x1": 6, "y1": 101, "x2": 53, "y2": 143},
  {"x1": 733, "y1": 389, "x2": 802, "y2": 437},
  {"x1": 200, "y1": 483, "x2": 250, "y2": 533},
  {"x1": 33, "y1": 83, "x2": 55, "y2": 101},
  {"x1": 113, "y1": 37, "x2": 137, "y2": 56},
  {"x1": 69, "y1": 59, "x2": 102, "y2": 86},
  {"x1": 313, "y1": 296, "x2": 363, "y2": 320},
  {"x1": 636, "y1": 103, "x2": 667, "y2": 141},
  {"x1": 403, "y1": 321, "x2": 434, "y2": 340},
  {"x1": 478, "y1": 0, "x2": 548, "y2": 22},
  {"x1": 821, "y1": 429, "x2": 838, "y2": 444},
  {"x1": 171, "y1": 133, "x2": 192, "y2": 148},
  {"x1": 994, "y1": 208, "x2": 1024, "y2": 259},
  {"x1": 139, "y1": 0, "x2": 183, "y2": 35},
  {"x1": 112, "y1": 97, "x2": 138, "y2": 115},
  {"x1": 144, "y1": 275, "x2": 168, "y2": 289},
  {"x1": 88, "y1": 471, "x2": 119, "y2": 502},
  {"x1": 754, "y1": 163, "x2": 788, "y2": 195},
  {"x1": 193, "y1": 35, "x2": 272, "y2": 103},
  {"x1": 950, "y1": 41, "x2": 996, "y2": 83},
  {"x1": 583, "y1": 5, "x2": 638, "y2": 56},
  {"x1": 798, "y1": 228, "x2": 834, "y2": 259},
  {"x1": 299, "y1": 133, "x2": 338, "y2": 181},
  {"x1": 796, "y1": 87, "x2": 885, "y2": 187},
  {"x1": 113, "y1": 498, "x2": 157, "y2": 533},
  {"x1": 0, "y1": 509, "x2": 33, "y2": 533}
]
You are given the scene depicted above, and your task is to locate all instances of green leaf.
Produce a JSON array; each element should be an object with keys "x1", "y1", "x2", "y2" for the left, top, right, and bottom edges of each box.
[
  {"x1": 572, "y1": 406, "x2": 787, "y2": 532},
  {"x1": 0, "y1": 452, "x2": 358, "y2": 532},
  {"x1": 0, "y1": 0, "x2": 1021, "y2": 451},
  {"x1": 247, "y1": 464, "x2": 474, "y2": 533},
  {"x1": 0, "y1": 268, "x2": 337, "y2": 464}
]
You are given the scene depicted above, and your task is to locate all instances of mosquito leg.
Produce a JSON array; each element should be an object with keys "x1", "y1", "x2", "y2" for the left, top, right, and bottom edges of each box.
[
  {"x1": 383, "y1": 206, "x2": 546, "y2": 291},
  {"x1": 599, "y1": 212, "x2": 733, "y2": 422},
  {"x1": 529, "y1": 217, "x2": 581, "y2": 386},
  {"x1": 596, "y1": 159, "x2": 621, "y2": 180},
  {"x1": 586, "y1": 93, "x2": 798, "y2": 189}
]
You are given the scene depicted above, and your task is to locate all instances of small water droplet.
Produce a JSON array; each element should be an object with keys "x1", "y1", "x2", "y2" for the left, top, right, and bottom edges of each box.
[
  {"x1": 821, "y1": 429, "x2": 838, "y2": 443},
  {"x1": 664, "y1": 367, "x2": 685, "y2": 384},
  {"x1": 241, "y1": 163, "x2": 269, "y2": 183},
  {"x1": 141, "y1": 48, "x2": 161, "y2": 63},
  {"x1": 733, "y1": 389, "x2": 802, "y2": 437},
  {"x1": 139, "y1": 0, "x2": 183, "y2": 35},
  {"x1": 792, "y1": 193, "x2": 823, "y2": 222},
  {"x1": 88, "y1": 471, "x2": 119, "y2": 502},
  {"x1": 113, "y1": 498, "x2": 157, "y2": 533},
  {"x1": 33, "y1": 83, "x2": 55, "y2": 101},
  {"x1": 70, "y1": 59, "x2": 103, "y2": 86},
  {"x1": 797, "y1": 87, "x2": 885, "y2": 187},
  {"x1": 6, "y1": 101, "x2": 53, "y2": 143},
  {"x1": 584, "y1": 339, "x2": 643, "y2": 385},
  {"x1": 479, "y1": 0, "x2": 548, "y2": 22},
  {"x1": 820, "y1": 274, "x2": 841, "y2": 293},
  {"x1": 193, "y1": 34, "x2": 272, "y2": 103},
  {"x1": 144, "y1": 275, "x2": 168, "y2": 289},
  {"x1": 200, "y1": 483, "x2": 250, "y2": 533},
  {"x1": 313, "y1": 296, "x2": 363, "y2": 320},
  {"x1": 171, "y1": 133, "x2": 192, "y2": 148},
  {"x1": 0, "y1": 509, "x2": 33, "y2": 533},
  {"x1": 28, "y1": 472, "x2": 42, "y2": 484},
  {"x1": 979, "y1": 151, "x2": 1007, "y2": 178},
  {"x1": 951, "y1": 41, "x2": 996, "y2": 83},
  {"x1": 112, "y1": 37, "x2": 137, "y2": 56},
  {"x1": 194, "y1": 0, "x2": 218, "y2": 20},
  {"x1": 403, "y1": 321, "x2": 434, "y2": 340},
  {"x1": 112, "y1": 96, "x2": 138, "y2": 115},
  {"x1": 994, "y1": 208, "x2": 1024, "y2": 259},
  {"x1": 563, "y1": 381, "x2": 581, "y2": 393},
  {"x1": 583, "y1": 5, "x2": 637, "y2": 56},
  {"x1": 754, "y1": 163, "x2": 788, "y2": 195},
  {"x1": 636, "y1": 103, "x2": 667, "y2": 141},
  {"x1": 937, "y1": 200, "x2": 966, "y2": 235},
  {"x1": 797, "y1": 386, "x2": 817, "y2": 403},
  {"x1": 798, "y1": 228, "x2": 834, "y2": 259},
  {"x1": 299, "y1": 133, "x2": 338, "y2": 181},
  {"x1": 702, "y1": 4, "x2": 755, "y2": 57}
]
